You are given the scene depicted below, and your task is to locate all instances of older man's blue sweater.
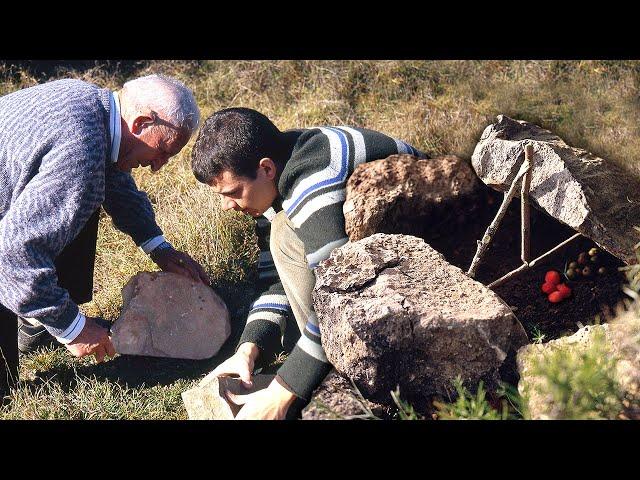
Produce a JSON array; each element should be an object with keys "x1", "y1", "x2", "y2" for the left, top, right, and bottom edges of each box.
[{"x1": 0, "y1": 79, "x2": 162, "y2": 337}]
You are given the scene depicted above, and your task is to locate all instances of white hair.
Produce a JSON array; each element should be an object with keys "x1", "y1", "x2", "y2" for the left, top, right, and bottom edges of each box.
[{"x1": 121, "y1": 73, "x2": 200, "y2": 138}]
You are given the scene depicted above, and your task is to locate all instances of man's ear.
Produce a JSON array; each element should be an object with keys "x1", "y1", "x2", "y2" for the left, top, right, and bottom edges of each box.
[
  {"x1": 131, "y1": 114, "x2": 155, "y2": 135},
  {"x1": 258, "y1": 158, "x2": 277, "y2": 180}
]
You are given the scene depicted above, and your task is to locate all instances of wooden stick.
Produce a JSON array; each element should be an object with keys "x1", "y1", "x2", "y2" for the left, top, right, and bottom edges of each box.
[
  {"x1": 521, "y1": 143, "x2": 534, "y2": 264},
  {"x1": 467, "y1": 161, "x2": 531, "y2": 278},
  {"x1": 488, "y1": 232, "x2": 582, "y2": 288}
]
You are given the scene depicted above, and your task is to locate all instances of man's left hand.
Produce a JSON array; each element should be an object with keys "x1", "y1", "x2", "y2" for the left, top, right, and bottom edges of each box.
[
  {"x1": 227, "y1": 379, "x2": 297, "y2": 420},
  {"x1": 151, "y1": 247, "x2": 210, "y2": 285}
]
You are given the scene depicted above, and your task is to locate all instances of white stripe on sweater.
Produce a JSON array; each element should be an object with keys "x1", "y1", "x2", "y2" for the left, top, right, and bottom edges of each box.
[
  {"x1": 337, "y1": 126, "x2": 367, "y2": 165},
  {"x1": 289, "y1": 188, "x2": 346, "y2": 228},
  {"x1": 306, "y1": 237, "x2": 349, "y2": 268},
  {"x1": 139, "y1": 235, "x2": 167, "y2": 254},
  {"x1": 54, "y1": 312, "x2": 86, "y2": 344},
  {"x1": 395, "y1": 138, "x2": 410, "y2": 154},
  {"x1": 251, "y1": 294, "x2": 289, "y2": 309},
  {"x1": 247, "y1": 311, "x2": 287, "y2": 331},
  {"x1": 297, "y1": 333, "x2": 329, "y2": 362},
  {"x1": 283, "y1": 127, "x2": 347, "y2": 216},
  {"x1": 288, "y1": 127, "x2": 367, "y2": 228}
]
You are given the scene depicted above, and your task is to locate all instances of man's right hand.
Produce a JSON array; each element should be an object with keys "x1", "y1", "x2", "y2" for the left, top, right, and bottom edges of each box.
[
  {"x1": 65, "y1": 316, "x2": 116, "y2": 363},
  {"x1": 211, "y1": 342, "x2": 259, "y2": 388}
]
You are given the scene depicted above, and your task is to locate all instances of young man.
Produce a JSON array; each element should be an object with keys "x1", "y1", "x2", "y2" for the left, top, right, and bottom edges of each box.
[
  {"x1": 0, "y1": 74, "x2": 208, "y2": 401},
  {"x1": 191, "y1": 108, "x2": 426, "y2": 419}
]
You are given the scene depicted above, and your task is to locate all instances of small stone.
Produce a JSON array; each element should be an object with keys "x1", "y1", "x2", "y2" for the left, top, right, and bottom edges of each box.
[{"x1": 182, "y1": 374, "x2": 275, "y2": 420}]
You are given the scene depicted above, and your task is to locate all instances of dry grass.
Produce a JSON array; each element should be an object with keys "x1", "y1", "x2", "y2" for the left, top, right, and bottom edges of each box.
[{"x1": 1, "y1": 60, "x2": 639, "y2": 419}]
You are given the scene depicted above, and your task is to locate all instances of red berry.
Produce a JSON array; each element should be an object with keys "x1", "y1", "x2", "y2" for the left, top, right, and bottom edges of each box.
[
  {"x1": 541, "y1": 282, "x2": 558, "y2": 294},
  {"x1": 556, "y1": 283, "x2": 572, "y2": 298},
  {"x1": 545, "y1": 270, "x2": 561, "y2": 285},
  {"x1": 548, "y1": 291, "x2": 564, "y2": 303}
]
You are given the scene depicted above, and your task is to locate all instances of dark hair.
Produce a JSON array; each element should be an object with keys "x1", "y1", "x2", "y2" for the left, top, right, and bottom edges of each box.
[{"x1": 191, "y1": 107, "x2": 284, "y2": 183}]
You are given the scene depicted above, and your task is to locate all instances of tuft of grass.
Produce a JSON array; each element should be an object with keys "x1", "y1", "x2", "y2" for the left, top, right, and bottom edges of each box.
[
  {"x1": 390, "y1": 386, "x2": 424, "y2": 420},
  {"x1": 530, "y1": 325, "x2": 547, "y2": 344},
  {"x1": 1, "y1": 369, "x2": 195, "y2": 420},
  {"x1": 523, "y1": 328, "x2": 624, "y2": 420},
  {"x1": 434, "y1": 376, "x2": 513, "y2": 420}
]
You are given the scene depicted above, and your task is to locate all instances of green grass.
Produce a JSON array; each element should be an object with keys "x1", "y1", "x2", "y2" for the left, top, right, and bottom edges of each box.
[
  {"x1": 2, "y1": 60, "x2": 640, "y2": 419},
  {"x1": 433, "y1": 377, "x2": 517, "y2": 420}
]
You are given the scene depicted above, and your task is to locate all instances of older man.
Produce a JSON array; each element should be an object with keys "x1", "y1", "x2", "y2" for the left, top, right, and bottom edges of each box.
[{"x1": 0, "y1": 74, "x2": 208, "y2": 401}]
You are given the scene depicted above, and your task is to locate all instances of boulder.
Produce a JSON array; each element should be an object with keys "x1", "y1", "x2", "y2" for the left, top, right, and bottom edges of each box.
[
  {"x1": 111, "y1": 271, "x2": 230, "y2": 360},
  {"x1": 313, "y1": 233, "x2": 529, "y2": 410},
  {"x1": 343, "y1": 154, "x2": 480, "y2": 241},
  {"x1": 301, "y1": 370, "x2": 392, "y2": 420},
  {"x1": 471, "y1": 115, "x2": 640, "y2": 265},
  {"x1": 517, "y1": 307, "x2": 640, "y2": 419},
  {"x1": 182, "y1": 373, "x2": 275, "y2": 420}
]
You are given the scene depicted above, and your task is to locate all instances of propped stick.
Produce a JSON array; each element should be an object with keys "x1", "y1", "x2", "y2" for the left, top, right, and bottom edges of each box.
[
  {"x1": 467, "y1": 160, "x2": 531, "y2": 278},
  {"x1": 488, "y1": 232, "x2": 582, "y2": 289},
  {"x1": 521, "y1": 143, "x2": 534, "y2": 264}
]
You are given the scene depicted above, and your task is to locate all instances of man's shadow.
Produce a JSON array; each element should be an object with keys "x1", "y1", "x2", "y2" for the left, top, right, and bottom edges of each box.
[{"x1": 19, "y1": 278, "x2": 302, "y2": 394}]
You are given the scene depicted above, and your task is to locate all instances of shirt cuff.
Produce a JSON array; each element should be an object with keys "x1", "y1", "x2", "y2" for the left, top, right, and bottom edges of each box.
[
  {"x1": 54, "y1": 312, "x2": 86, "y2": 344},
  {"x1": 140, "y1": 235, "x2": 172, "y2": 254}
]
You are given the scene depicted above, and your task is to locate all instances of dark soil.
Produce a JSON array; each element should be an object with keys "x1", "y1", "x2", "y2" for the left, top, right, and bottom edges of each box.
[{"x1": 420, "y1": 185, "x2": 628, "y2": 342}]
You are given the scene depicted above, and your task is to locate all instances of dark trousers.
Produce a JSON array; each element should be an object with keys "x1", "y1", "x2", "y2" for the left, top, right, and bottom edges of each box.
[{"x1": 0, "y1": 209, "x2": 100, "y2": 400}]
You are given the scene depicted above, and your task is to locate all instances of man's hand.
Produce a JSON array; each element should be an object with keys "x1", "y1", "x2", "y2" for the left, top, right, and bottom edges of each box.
[
  {"x1": 211, "y1": 342, "x2": 259, "y2": 388},
  {"x1": 150, "y1": 247, "x2": 210, "y2": 285},
  {"x1": 228, "y1": 379, "x2": 296, "y2": 420},
  {"x1": 65, "y1": 316, "x2": 116, "y2": 363}
]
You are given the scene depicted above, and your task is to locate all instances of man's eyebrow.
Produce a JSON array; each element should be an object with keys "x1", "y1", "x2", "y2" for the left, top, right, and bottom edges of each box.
[{"x1": 217, "y1": 187, "x2": 239, "y2": 195}]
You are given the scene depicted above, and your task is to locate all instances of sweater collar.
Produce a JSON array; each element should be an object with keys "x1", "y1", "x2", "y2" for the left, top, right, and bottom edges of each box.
[{"x1": 109, "y1": 91, "x2": 122, "y2": 164}]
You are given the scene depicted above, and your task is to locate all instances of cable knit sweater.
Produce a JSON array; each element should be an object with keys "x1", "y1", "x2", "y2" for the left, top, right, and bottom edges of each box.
[{"x1": 0, "y1": 79, "x2": 162, "y2": 337}]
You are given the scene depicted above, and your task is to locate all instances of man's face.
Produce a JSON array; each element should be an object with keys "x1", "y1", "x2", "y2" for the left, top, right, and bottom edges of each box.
[
  {"x1": 117, "y1": 122, "x2": 189, "y2": 173},
  {"x1": 209, "y1": 165, "x2": 278, "y2": 218}
]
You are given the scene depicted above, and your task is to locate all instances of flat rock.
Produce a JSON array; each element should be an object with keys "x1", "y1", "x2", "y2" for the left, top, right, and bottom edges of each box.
[
  {"x1": 343, "y1": 154, "x2": 480, "y2": 241},
  {"x1": 111, "y1": 271, "x2": 230, "y2": 360},
  {"x1": 471, "y1": 115, "x2": 640, "y2": 264},
  {"x1": 313, "y1": 233, "x2": 529, "y2": 410},
  {"x1": 182, "y1": 373, "x2": 275, "y2": 420},
  {"x1": 301, "y1": 370, "x2": 392, "y2": 420}
]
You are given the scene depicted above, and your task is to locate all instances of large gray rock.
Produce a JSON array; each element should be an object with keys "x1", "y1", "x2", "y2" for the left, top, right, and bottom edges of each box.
[
  {"x1": 182, "y1": 373, "x2": 275, "y2": 420},
  {"x1": 472, "y1": 115, "x2": 640, "y2": 265},
  {"x1": 111, "y1": 271, "x2": 230, "y2": 360},
  {"x1": 343, "y1": 154, "x2": 480, "y2": 241},
  {"x1": 313, "y1": 233, "x2": 529, "y2": 409}
]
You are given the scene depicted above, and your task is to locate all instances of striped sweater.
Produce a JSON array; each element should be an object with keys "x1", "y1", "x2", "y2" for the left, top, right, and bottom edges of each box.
[
  {"x1": 239, "y1": 126, "x2": 426, "y2": 400},
  {"x1": 0, "y1": 79, "x2": 162, "y2": 337}
]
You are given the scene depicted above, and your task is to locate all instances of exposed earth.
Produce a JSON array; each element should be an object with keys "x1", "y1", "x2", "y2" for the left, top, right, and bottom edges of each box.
[{"x1": 421, "y1": 184, "x2": 627, "y2": 343}]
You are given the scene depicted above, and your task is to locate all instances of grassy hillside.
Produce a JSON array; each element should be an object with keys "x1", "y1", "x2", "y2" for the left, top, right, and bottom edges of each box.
[{"x1": 1, "y1": 60, "x2": 639, "y2": 419}]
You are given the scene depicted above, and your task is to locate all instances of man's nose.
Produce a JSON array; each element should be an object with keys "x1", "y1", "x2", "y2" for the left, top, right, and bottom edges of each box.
[{"x1": 221, "y1": 197, "x2": 239, "y2": 211}]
